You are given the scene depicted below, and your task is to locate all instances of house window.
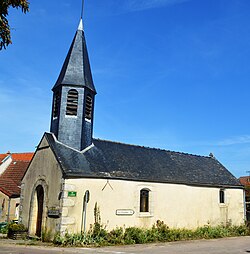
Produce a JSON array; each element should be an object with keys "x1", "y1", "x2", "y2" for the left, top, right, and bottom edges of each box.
[
  {"x1": 53, "y1": 91, "x2": 60, "y2": 118},
  {"x1": 66, "y1": 89, "x2": 78, "y2": 116},
  {"x1": 219, "y1": 189, "x2": 225, "y2": 204},
  {"x1": 140, "y1": 189, "x2": 149, "y2": 212},
  {"x1": 85, "y1": 94, "x2": 92, "y2": 120}
]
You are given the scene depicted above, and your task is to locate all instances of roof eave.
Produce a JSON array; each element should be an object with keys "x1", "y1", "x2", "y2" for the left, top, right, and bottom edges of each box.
[{"x1": 63, "y1": 173, "x2": 243, "y2": 189}]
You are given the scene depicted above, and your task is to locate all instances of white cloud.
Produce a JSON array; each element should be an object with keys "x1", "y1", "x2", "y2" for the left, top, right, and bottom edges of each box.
[
  {"x1": 217, "y1": 135, "x2": 250, "y2": 146},
  {"x1": 124, "y1": 0, "x2": 190, "y2": 12}
]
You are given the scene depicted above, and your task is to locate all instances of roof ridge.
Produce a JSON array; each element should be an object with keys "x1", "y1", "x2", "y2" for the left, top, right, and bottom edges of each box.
[{"x1": 93, "y1": 138, "x2": 210, "y2": 159}]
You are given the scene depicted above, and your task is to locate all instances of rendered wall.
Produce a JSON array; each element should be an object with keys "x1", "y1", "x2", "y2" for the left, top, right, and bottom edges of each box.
[
  {"x1": 0, "y1": 192, "x2": 19, "y2": 222},
  {"x1": 61, "y1": 178, "x2": 245, "y2": 233},
  {"x1": 20, "y1": 136, "x2": 63, "y2": 236}
]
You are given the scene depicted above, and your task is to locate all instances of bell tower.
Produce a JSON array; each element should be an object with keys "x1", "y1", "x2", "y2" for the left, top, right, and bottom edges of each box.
[{"x1": 50, "y1": 19, "x2": 96, "y2": 151}]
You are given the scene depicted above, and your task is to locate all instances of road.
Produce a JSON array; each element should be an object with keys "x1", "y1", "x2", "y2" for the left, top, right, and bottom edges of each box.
[{"x1": 0, "y1": 236, "x2": 250, "y2": 253}]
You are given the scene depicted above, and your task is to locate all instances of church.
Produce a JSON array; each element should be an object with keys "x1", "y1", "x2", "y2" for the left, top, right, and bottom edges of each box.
[{"x1": 20, "y1": 17, "x2": 244, "y2": 237}]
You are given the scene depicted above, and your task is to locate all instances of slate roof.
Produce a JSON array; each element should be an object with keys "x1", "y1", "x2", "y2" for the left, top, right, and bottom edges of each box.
[
  {"x1": 53, "y1": 19, "x2": 96, "y2": 93},
  {"x1": 0, "y1": 153, "x2": 33, "y2": 197},
  {"x1": 44, "y1": 133, "x2": 241, "y2": 188}
]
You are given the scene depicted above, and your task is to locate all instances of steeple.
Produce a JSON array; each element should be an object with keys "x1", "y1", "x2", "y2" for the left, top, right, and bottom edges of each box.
[
  {"x1": 52, "y1": 19, "x2": 96, "y2": 93},
  {"x1": 50, "y1": 17, "x2": 96, "y2": 151}
]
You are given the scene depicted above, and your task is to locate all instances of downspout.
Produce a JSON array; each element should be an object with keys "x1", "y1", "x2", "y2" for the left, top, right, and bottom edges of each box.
[
  {"x1": 243, "y1": 189, "x2": 246, "y2": 222},
  {"x1": 7, "y1": 198, "x2": 11, "y2": 222}
]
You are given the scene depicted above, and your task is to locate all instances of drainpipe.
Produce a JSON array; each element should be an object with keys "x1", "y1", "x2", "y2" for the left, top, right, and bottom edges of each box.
[
  {"x1": 243, "y1": 189, "x2": 246, "y2": 222},
  {"x1": 7, "y1": 198, "x2": 11, "y2": 222}
]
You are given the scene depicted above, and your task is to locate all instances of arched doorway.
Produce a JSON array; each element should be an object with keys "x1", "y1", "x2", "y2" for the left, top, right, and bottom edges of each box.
[
  {"x1": 29, "y1": 184, "x2": 45, "y2": 237},
  {"x1": 35, "y1": 185, "x2": 44, "y2": 237}
]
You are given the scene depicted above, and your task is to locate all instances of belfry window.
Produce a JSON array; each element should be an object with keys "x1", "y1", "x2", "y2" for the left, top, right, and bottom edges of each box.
[
  {"x1": 140, "y1": 189, "x2": 149, "y2": 212},
  {"x1": 219, "y1": 189, "x2": 225, "y2": 204},
  {"x1": 66, "y1": 89, "x2": 78, "y2": 116},
  {"x1": 85, "y1": 94, "x2": 92, "y2": 120},
  {"x1": 53, "y1": 91, "x2": 60, "y2": 118}
]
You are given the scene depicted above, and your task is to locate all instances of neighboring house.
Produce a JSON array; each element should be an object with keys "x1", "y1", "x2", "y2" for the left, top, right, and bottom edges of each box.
[
  {"x1": 239, "y1": 176, "x2": 250, "y2": 221},
  {"x1": 20, "y1": 18, "x2": 244, "y2": 238},
  {"x1": 0, "y1": 152, "x2": 33, "y2": 222}
]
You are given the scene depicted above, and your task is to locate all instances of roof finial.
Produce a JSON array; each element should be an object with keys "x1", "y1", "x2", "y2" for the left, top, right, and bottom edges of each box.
[
  {"x1": 78, "y1": 0, "x2": 84, "y2": 31},
  {"x1": 81, "y1": 0, "x2": 84, "y2": 19}
]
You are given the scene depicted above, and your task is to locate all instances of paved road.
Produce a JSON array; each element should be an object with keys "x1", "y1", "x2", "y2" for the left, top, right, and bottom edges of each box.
[{"x1": 0, "y1": 236, "x2": 250, "y2": 253}]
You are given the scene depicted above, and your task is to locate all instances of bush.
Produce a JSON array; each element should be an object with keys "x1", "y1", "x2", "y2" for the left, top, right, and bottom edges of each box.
[
  {"x1": 124, "y1": 227, "x2": 146, "y2": 244},
  {"x1": 107, "y1": 227, "x2": 124, "y2": 244},
  {"x1": 7, "y1": 223, "x2": 28, "y2": 240},
  {"x1": 52, "y1": 221, "x2": 250, "y2": 247},
  {"x1": 0, "y1": 222, "x2": 8, "y2": 234},
  {"x1": 8, "y1": 223, "x2": 27, "y2": 232}
]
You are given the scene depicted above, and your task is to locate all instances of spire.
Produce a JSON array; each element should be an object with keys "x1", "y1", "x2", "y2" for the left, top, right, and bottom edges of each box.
[
  {"x1": 78, "y1": 19, "x2": 83, "y2": 31},
  {"x1": 52, "y1": 19, "x2": 96, "y2": 94}
]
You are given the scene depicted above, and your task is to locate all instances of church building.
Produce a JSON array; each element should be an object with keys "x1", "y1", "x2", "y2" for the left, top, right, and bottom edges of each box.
[{"x1": 20, "y1": 17, "x2": 244, "y2": 237}]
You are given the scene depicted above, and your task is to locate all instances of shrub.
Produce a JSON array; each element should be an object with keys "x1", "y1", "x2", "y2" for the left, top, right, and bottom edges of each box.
[
  {"x1": 107, "y1": 227, "x2": 124, "y2": 244},
  {"x1": 8, "y1": 223, "x2": 27, "y2": 232},
  {"x1": 0, "y1": 223, "x2": 8, "y2": 234},
  {"x1": 52, "y1": 221, "x2": 250, "y2": 247},
  {"x1": 124, "y1": 227, "x2": 149, "y2": 244}
]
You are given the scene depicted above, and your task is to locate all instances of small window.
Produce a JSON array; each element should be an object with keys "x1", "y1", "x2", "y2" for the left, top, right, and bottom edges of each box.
[
  {"x1": 219, "y1": 189, "x2": 225, "y2": 204},
  {"x1": 66, "y1": 89, "x2": 78, "y2": 116},
  {"x1": 53, "y1": 91, "x2": 60, "y2": 118},
  {"x1": 85, "y1": 94, "x2": 92, "y2": 120},
  {"x1": 140, "y1": 189, "x2": 149, "y2": 212}
]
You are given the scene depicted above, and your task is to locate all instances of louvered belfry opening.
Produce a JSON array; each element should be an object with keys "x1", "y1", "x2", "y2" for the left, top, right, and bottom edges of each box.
[
  {"x1": 53, "y1": 91, "x2": 60, "y2": 118},
  {"x1": 66, "y1": 89, "x2": 78, "y2": 116},
  {"x1": 85, "y1": 94, "x2": 92, "y2": 120}
]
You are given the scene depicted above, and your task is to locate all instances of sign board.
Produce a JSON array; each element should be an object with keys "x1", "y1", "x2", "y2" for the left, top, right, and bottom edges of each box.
[
  {"x1": 68, "y1": 191, "x2": 77, "y2": 197},
  {"x1": 48, "y1": 207, "x2": 60, "y2": 218},
  {"x1": 116, "y1": 209, "x2": 135, "y2": 216}
]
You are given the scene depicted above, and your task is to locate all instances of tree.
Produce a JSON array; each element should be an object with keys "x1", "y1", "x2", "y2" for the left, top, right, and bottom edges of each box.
[{"x1": 0, "y1": 0, "x2": 29, "y2": 50}]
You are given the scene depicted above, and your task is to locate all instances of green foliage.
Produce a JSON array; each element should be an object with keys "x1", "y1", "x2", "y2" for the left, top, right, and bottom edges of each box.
[
  {"x1": 0, "y1": 223, "x2": 8, "y2": 234},
  {"x1": 107, "y1": 227, "x2": 124, "y2": 244},
  {"x1": 8, "y1": 222, "x2": 27, "y2": 232},
  {"x1": 41, "y1": 228, "x2": 53, "y2": 242},
  {"x1": 0, "y1": 0, "x2": 29, "y2": 50},
  {"x1": 53, "y1": 232, "x2": 84, "y2": 247},
  {"x1": 51, "y1": 206, "x2": 250, "y2": 246},
  {"x1": 94, "y1": 202, "x2": 101, "y2": 224},
  {"x1": 53, "y1": 220, "x2": 250, "y2": 247}
]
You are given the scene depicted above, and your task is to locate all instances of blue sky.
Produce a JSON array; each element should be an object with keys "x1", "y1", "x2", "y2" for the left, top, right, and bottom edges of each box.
[{"x1": 1, "y1": 0, "x2": 250, "y2": 177}]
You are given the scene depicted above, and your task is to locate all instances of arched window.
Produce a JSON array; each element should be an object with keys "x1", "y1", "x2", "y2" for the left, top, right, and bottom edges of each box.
[
  {"x1": 53, "y1": 91, "x2": 60, "y2": 118},
  {"x1": 219, "y1": 189, "x2": 225, "y2": 204},
  {"x1": 140, "y1": 189, "x2": 149, "y2": 212},
  {"x1": 85, "y1": 94, "x2": 92, "y2": 120},
  {"x1": 66, "y1": 89, "x2": 78, "y2": 116}
]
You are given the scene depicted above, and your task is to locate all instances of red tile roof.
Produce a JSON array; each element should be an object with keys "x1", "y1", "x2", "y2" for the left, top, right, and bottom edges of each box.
[
  {"x1": 1, "y1": 161, "x2": 30, "y2": 185},
  {"x1": 11, "y1": 153, "x2": 34, "y2": 161},
  {"x1": 0, "y1": 152, "x2": 34, "y2": 197},
  {"x1": 0, "y1": 153, "x2": 10, "y2": 164},
  {"x1": 239, "y1": 176, "x2": 250, "y2": 186},
  {"x1": 0, "y1": 152, "x2": 33, "y2": 163},
  {"x1": 0, "y1": 178, "x2": 21, "y2": 197}
]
